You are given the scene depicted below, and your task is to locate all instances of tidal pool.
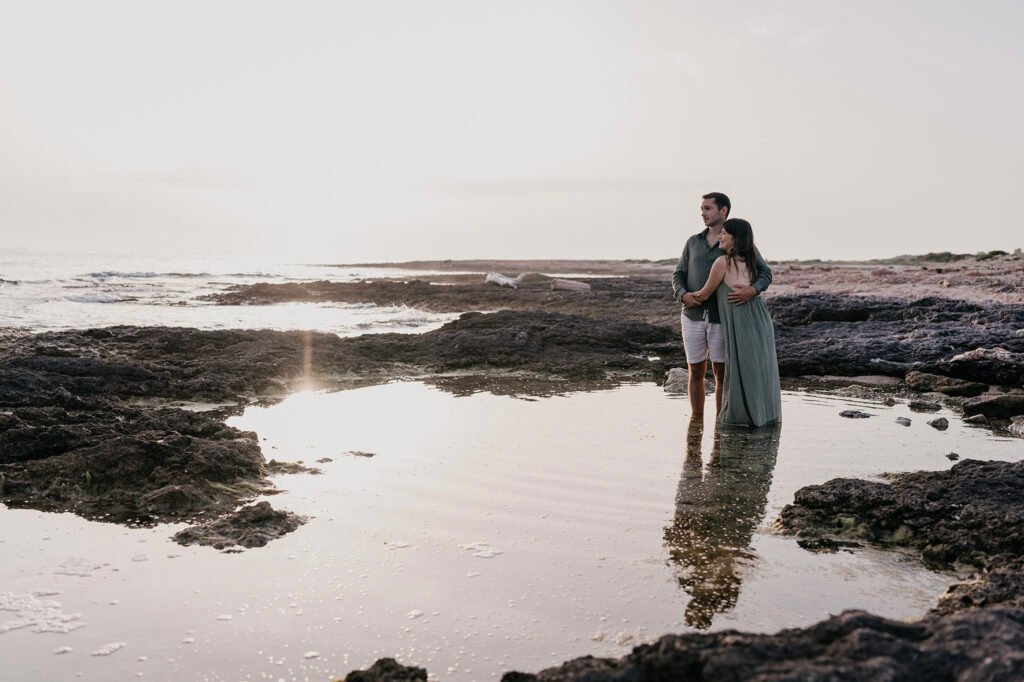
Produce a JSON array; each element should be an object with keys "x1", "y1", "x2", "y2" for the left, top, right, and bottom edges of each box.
[{"x1": 3, "y1": 382, "x2": 1023, "y2": 681}]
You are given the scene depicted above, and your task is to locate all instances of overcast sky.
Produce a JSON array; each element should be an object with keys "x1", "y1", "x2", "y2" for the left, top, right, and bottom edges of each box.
[{"x1": 2, "y1": 1, "x2": 1022, "y2": 261}]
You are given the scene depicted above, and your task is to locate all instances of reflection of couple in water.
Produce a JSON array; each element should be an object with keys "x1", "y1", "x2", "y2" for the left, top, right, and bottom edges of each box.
[
  {"x1": 672, "y1": 192, "x2": 781, "y2": 426},
  {"x1": 664, "y1": 419, "x2": 781, "y2": 629},
  {"x1": 667, "y1": 195, "x2": 783, "y2": 626}
]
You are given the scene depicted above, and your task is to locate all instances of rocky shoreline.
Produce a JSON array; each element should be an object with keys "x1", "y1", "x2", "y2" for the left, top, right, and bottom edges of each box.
[{"x1": 2, "y1": 255, "x2": 1024, "y2": 678}]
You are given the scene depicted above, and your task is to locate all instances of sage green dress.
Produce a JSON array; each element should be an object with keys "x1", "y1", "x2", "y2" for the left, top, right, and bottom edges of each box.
[{"x1": 715, "y1": 284, "x2": 782, "y2": 426}]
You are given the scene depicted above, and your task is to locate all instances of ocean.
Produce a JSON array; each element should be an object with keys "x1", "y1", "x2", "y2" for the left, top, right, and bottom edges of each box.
[{"x1": 0, "y1": 250, "x2": 462, "y2": 335}]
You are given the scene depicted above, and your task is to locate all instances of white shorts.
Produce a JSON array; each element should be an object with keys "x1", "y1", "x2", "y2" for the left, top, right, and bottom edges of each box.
[{"x1": 681, "y1": 313, "x2": 725, "y2": 365}]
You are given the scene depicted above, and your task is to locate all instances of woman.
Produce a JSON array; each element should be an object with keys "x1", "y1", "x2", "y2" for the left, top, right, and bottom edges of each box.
[{"x1": 691, "y1": 219, "x2": 781, "y2": 427}]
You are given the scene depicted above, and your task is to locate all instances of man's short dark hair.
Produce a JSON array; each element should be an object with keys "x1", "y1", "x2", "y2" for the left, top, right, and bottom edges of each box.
[{"x1": 702, "y1": 192, "x2": 731, "y2": 216}]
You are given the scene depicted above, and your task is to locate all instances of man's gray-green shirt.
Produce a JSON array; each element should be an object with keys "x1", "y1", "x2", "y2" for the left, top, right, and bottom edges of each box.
[{"x1": 671, "y1": 229, "x2": 773, "y2": 324}]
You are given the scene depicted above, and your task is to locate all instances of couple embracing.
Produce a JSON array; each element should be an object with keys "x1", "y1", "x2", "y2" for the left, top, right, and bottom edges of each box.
[{"x1": 671, "y1": 192, "x2": 781, "y2": 427}]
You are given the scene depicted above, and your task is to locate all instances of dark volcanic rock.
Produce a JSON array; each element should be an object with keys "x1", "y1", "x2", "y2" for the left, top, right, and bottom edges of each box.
[
  {"x1": 501, "y1": 608, "x2": 1024, "y2": 681},
  {"x1": 839, "y1": 410, "x2": 872, "y2": 419},
  {"x1": 202, "y1": 281, "x2": 1024, "y2": 387},
  {"x1": 344, "y1": 310, "x2": 679, "y2": 380},
  {"x1": 343, "y1": 657, "x2": 428, "y2": 681},
  {"x1": 963, "y1": 394, "x2": 1024, "y2": 419},
  {"x1": 779, "y1": 459, "x2": 1024, "y2": 570},
  {"x1": 904, "y1": 370, "x2": 988, "y2": 397},
  {"x1": 927, "y1": 417, "x2": 949, "y2": 430},
  {"x1": 172, "y1": 501, "x2": 306, "y2": 549},
  {"x1": 933, "y1": 558, "x2": 1024, "y2": 615},
  {"x1": 0, "y1": 406, "x2": 268, "y2": 523},
  {"x1": 938, "y1": 347, "x2": 1024, "y2": 387},
  {"x1": 770, "y1": 295, "x2": 1024, "y2": 384},
  {"x1": 266, "y1": 459, "x2": 322, "y2": 475}
]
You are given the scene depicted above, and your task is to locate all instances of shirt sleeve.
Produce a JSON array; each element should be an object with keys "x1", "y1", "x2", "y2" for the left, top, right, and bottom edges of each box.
[
  {"x1": 751, "y1": 249, "x2": 773, "y2": 293},
  {"x1": 671, "y1": 242, "x2": 690, "y2": 300}
]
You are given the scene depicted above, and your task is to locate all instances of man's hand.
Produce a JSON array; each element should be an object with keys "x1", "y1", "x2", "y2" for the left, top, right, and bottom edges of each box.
[
  {"x1": 726, "y1": 286, "x2": 758, "y2": 305},
  {"x1": 681, "y1": 292, "x2": 701, "y2": 308}
]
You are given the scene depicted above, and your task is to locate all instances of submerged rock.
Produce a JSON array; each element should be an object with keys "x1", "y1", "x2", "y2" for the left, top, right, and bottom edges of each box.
[
  {"x1": 928, "y1": 417, "x2": 950, "y2": 430},
  {"x1": 839, "y1": 410, "x2": 872, "y2": 419},
  {"x1": 266, "y1": 459, "x2": 322, "y2": 475},
  {"x1": 172, "y1": 501, "x2": 306, "y2": 549}
]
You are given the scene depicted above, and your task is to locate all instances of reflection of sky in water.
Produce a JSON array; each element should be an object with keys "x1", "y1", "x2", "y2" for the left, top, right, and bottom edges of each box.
[{"x1": 2, "y1": 384, "x2": 1023, "y2": 681}]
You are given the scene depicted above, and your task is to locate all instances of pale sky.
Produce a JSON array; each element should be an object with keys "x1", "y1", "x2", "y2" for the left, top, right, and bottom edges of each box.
[{"x1": 2, "y1": 1, "x2": 1022, "y2": 261}]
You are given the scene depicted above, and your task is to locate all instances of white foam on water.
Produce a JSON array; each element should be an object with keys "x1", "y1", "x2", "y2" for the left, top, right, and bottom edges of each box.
[
  {"x1": 91, "y1": 642, "x2": 126, "y2": 656},
  {"x1": 55, "y1": 558, "x2": 108, "y2": 577},
  {"x1": 459, "y1": 542, "x2": 502, "y2": 559},
  {"x1": 0, "y1": 592, "x2": 86, "y2": 634},
  {"x1": 53, "y1": 646, "x2": 73, "y2": 654},
  {"x1": 64, "y1": 294, "x2": 133, "y2": 304}
]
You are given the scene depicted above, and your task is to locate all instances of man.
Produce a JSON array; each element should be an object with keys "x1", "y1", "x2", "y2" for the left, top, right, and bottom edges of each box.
[{"x1": 671, "y1": 192, "x2": 772, "y2": 416}]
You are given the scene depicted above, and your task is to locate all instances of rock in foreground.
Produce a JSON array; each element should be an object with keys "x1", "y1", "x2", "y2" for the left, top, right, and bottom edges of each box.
[
  {"x1": 500, "y1": 608, "x2": 1024, "y2": 681},
  {"x1": 779, "y1": 459, "x2": 1024, "y2": 570}
]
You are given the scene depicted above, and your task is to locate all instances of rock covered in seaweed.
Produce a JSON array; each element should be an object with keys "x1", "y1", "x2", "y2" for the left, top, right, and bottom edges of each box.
[
  {"x1": 0, "y1": 406, "x2": 268, "y2": 523},
  {"x1": 172, "y1": 501, "x2": 306, "y2": 549},
  {"x1": 778, "y1": 459, "x2": 1024, "y2": 569}
]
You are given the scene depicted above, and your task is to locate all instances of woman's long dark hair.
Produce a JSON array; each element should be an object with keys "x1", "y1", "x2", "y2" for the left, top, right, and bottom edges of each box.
[{"x1": 723, "y1": 218, "x2": 758, "y2": 283}]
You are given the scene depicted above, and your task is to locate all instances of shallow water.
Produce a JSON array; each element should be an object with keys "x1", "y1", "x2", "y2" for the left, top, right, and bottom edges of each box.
[{"x1": 2, "y1": 383, "x2": 1023, "y2": 681}]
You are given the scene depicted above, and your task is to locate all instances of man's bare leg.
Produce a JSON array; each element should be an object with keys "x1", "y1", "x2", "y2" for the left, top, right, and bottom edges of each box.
[
  {"x1": 688, "y1": 359, "x2": 708, "y2": 417},
  {"x1": 712, "y1": 361, "x2": 726, "y2": 414}
]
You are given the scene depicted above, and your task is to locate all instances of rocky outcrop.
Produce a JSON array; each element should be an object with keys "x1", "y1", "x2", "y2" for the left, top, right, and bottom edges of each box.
[
  {"x1": 771, "y1": 296, "x2": 1024, "y2": 385},
  {"x1": 0, "y1": 313, "x2": 681, "y2": 534},
  {"x1": 778, "y1": 459, "x2": 1024, "y2": 569},
  {"x1": 499, "y1": 608, "x2": 1024, "y2": 681},
  {"x1": 201, "y1": 281, "x2": 1024, "y2": 388},
  {"x1": 0, "y1": 405, "x2": 267, "y2": 523},
  {"x1": 172, "y1": 501, "x2": 306, "y2": 549},
  {"x1": 341, "y1": 658, "x2": 428, "y2": 681},
  {"x1": 904, "y1": 370, "x2": 988, "y2": 397},
  {"x1": 963, "y1": 394, "x2": 1024, "y2": 420}
]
